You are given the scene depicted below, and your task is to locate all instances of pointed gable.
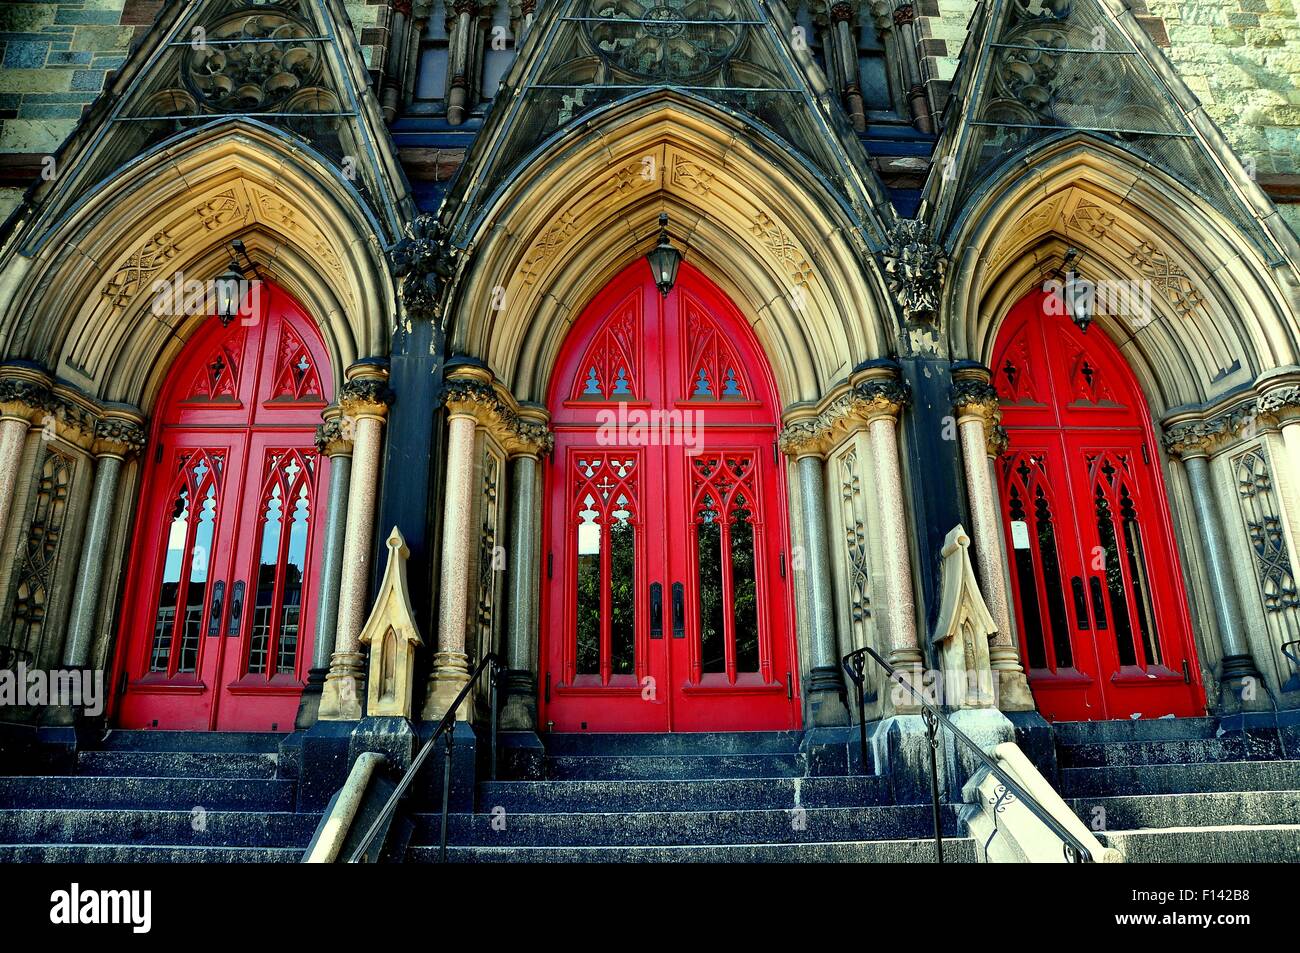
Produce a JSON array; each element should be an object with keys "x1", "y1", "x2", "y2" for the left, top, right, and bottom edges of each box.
[
  {"x1": 12, "y1": 0, "x2": 411, "y2": 250},
  {"x1": 440, "y1": 0, "x2": 893, "y2": 246},
  {"x1": 920, "y1": 0, "x2": 1283, "y2": 261}
]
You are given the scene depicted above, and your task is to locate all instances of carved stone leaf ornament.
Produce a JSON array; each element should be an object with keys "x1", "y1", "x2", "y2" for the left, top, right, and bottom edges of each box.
[
  {"x1": 391, "y1": 214, "x2": 458, "y2": 323},
  {"x1": 882, "y1": 218, "x2": 946, "y2": 319}
]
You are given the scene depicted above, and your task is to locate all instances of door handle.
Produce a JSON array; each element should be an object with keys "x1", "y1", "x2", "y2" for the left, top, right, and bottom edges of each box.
[
  {"x1": 671, "y1": 582, "x2": 685, "y2": 639},
  {"x1": 649, "y1": 582, "x2": 664, "y2": 639},
  {"x1": 1088, "y1": 576, "x2": 1108, "y2": 630},
  {"x1": 207, "y1": 581, "x2": 225, "y2": 637},
  {"x1": 227, "y1": 581, "x2": 245, "y2": 637},
  {"x1": 1070, "y1": 576, "x2": 1090, "y2": 630}
]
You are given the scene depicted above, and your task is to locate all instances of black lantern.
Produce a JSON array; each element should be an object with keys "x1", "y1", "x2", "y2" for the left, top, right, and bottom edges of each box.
[
  {"x1": 645, "y1": 213, "x2": 682, "y2": 297},
  {"x1": 1065, "y1": 272, "x2": 1095, "y2": 334},
  {"x1": 214, "y1": 264, "x2": 246, "y2": 326}
]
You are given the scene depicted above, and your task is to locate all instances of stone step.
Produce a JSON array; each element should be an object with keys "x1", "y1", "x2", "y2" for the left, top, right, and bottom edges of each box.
[
  {"x1": 75, "y1": 749, "x2": 279, "y2": 779},
  {"x1": 542, "y1": 731, "x2": 803, "y2": 757},
  {"x1": 1059, "y1": 760, "x2": 1300, "y2": 798},
  {"x1": 477, "y1": 774, "x2": 891, "y2": 813},
  {"x1": 426, "y1": 805, "x2": 958, "y2": 847},
  {"x1": 1101, "y1": 825, "x2": 1300, "y2": 863},
  {"x1": 1067, "y1": 790, "x2": 1300, "y2": 832},
  {"x1": 0, "y1": 808, "x2": 318, "y2": 847},
  {"x1": 420, "y1": 839, "x2": 975, "y2": 862},
  {"x1": 95, "y1": 730, "x2": 284, "y2": 753},
  {"x1": 0, "y1": 775, "x2": 296, "y2": 811},
  {"x1": 1051, "y1": 718, "x2": 1220, "y2": 746},
  {"x1": 545, "y1": 752, "x2": 804, "y2": 781},
  {"x1": 1058, "y1": 734, "x2": 1286, "y2": 768},
  {"x1": 0, "y1": 844, "x2": 302, "y2": 863}
]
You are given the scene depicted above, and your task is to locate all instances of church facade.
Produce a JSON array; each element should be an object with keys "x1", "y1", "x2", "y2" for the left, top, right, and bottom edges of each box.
[{"x1": 1, "y1": 0, "x2": 1299, "y2": 862}]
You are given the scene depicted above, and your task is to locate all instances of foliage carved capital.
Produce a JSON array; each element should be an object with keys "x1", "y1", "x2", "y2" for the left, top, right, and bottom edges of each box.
[
  {"x1": 443, "y1": 370, "x2": 553, "y2": 457},
  {"x1": 881, "y1": 218, "x2": 947, "y2": 321},
  {"x1": 778, "y1": 370, "x2": 910, "y2": 457},
  {"x1": 391, "y1": 213, "x2": 458, "y2": 325}
]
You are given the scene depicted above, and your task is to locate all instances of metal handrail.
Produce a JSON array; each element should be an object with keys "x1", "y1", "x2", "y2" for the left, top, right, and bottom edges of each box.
[
  {"x1": 348, "y1": 652, "x2": 499, "y2": 863},
  {"x1": 843, "y1": 645, "x2": 1095, "y2": 864}
]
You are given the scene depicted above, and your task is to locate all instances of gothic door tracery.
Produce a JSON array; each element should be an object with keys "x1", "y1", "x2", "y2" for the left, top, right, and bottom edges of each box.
[
  {"x1": 114, "y1": 283, "x2": 333, "y2": 732},
  {"x1": 541, "y1": 261, "x2": 800, "y2": 732},
  {"x1": 993, "y1": 289, "x2": 1204, "y2": 721}
]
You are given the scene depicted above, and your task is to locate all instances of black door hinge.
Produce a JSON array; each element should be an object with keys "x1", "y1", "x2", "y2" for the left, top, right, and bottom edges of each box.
[
  {"x1": 1182, "y1": 659, "x2": 1191, "y2": 684},
  {"x1": 547, "y1": 552, "x2": 553, "y2": 579},
  {"x1": 779, "y1": 552, "x2": 786, "y2": 578},
  {"x1": 1141, "y1": 443, "x2": 1151, "y2": 465}
]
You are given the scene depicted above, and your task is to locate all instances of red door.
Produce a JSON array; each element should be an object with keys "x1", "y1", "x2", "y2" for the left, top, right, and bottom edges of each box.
[
  {"x1": 541, "y1": 262, "x2": 800, "y2": 732},
  {"x1": 992, "y1": 289, "x2": 1204, "y2": 721},
  {"x1": 113, "y1": 283, "x2": 332, "y2": 731}
]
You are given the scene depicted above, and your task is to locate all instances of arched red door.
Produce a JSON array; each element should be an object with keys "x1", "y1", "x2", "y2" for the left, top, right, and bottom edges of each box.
[
  {"x1": 113, "y1": 283, "x2": 333, "y2": 732},
  {"x1": 541, "y1": 261, "x2": 800, "y2": 732},
  {"x1": 992, "y1": 289, "x2": 1204, "y2": 721}
]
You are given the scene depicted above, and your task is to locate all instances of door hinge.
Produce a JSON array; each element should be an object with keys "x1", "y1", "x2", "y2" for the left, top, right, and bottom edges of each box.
[
  {"x1": 779, "y1": 552, "x2": 786, "y2": 578},
  {"x1": 1141, "y1": 442, "x2": 1151, "y2": 465},
  {"x1": 786, "y1": 672, "x2": 793, "y2": 700},
  {"x1": 545, "y1": 672, "x2": 551, "y2": 703},
  {"x1": 547, "y1": 552, "x2": 553, "y2": 579},
  {"x1": 772, "y1": 441, "x2": 778, "y2": 464},
  {"x1": 154, "y1": 442, "x2": 163, "y2": 465},
  {"x1": 1182, "y1": 659, "x2": 1191, "y2": 684}
]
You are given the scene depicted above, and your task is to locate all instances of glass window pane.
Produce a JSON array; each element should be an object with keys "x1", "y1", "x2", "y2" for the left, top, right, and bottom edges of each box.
[
  {"x1": 609, "y1": 496, "x2": 635, "y2": 676},
  {"x1": 730, "y1": 499, "x2": 759, "y2": 673},
  {"x1": 249, "y1": 485, "x2": 283, "y2": 676},
  {"x1": 1120, "y1": 487, "x2": 1161, "y2": 666},
  {"x1": 1095, "y1": 485, "x2": 1137, "y2": 666},
  {"x1": 1033, "y1": 487, "x2": 1074, "y2": 669},
  {"x1": 278, "y1": 484, "x2": 310, "y2": 674},
  {"x1": 151, "y1": 488, "x2": 189, "y2": 672},
  {"x1": 697, "y1": 496, "x2": 725, "y2": 674},
  {"x1": 575, "y1": 495, "x2": 601, "y2": 675},
  {"x1": 178, "y1": 484, "x2": 216, "y2": 674},
  {"x1": 1006, "y1": 485, "x2": 1047, "y2": 670}
]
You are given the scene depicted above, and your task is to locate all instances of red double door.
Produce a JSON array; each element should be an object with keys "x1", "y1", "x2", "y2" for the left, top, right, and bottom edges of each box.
[
  {"x1": 114, "y1": 283, "x2": 332, "y2": 731},
  {"x1": 542, "y1": 262, "x2": 800, "y2": 732},
  {"x1": 993, "y1": 289, "x2": 1204, "y2": 721}
]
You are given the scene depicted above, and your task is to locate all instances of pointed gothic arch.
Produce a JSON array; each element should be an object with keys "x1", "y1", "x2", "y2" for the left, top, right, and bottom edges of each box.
[
  {"x1": 443, "y1": 93, "x2": 897, "y2": 408},
  {"x1": 944, "y1": 136, "x2": 1300, "y2": 413}
]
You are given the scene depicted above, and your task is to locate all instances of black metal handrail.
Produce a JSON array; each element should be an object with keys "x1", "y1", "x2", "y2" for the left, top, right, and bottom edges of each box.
[
  {"x1": 348, "y1": 652, "x2": 500, "y2": 863},
  {"x1": 843, "y1": 645, "x2": 1094, "y2": 864}
]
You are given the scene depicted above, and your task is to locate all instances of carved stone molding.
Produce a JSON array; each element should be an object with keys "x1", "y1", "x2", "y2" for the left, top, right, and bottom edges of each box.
[
  {"x1": 443, "y1": 365, "x2": 553, "y2": 457},
  {"x1": 951, "y1": 363, "x2": 1006, "y2": 457},
  {"x1": 0, "y1": 372, "x2": 52, "y2": 422},
  {"x1": 1164, "y1": 397, "x2": 1262, "y2": 459},
  {"x1": 779, "y1": 366, "x2": 910, "y2": 458},
  {"x1": 1258, "y1": 384, "x2": 1300, "y2": 425},
  {"x1": 0, "y1": 366, "x2": 146, "y2": 454},
  {"x1": 881, "y1": 218, "x2": 947, "y2": 320}
]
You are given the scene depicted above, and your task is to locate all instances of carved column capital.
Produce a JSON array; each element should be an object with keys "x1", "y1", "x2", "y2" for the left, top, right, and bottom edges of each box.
[
  {"x1": 778, "y1": 363, "x2": 909, "y2": 458},
  {"x1": 339, "y1": 362, "x2": 393, "y2": 421},
  {"x1": 92, "y1": 412, "x2": 147, "y2": 459},
  {"x1": 1258, "y1": 383, "x2": 1300, "y2": 426},
  {"x1": 315, "y1": 405, "x2": 355, "y2": 457},
  {"x1": 0, "y1": 366, "x2": 52, "y2": 422},
  {"x1": 1163, "y1": 397, "x2": 1259, "y2": 460},
  {"x1": 951, "y1": 362, "x2": 1007, "y2": 457},
  {"x1": 443, "y1": 363, "x2": 553, "y2": 457}
]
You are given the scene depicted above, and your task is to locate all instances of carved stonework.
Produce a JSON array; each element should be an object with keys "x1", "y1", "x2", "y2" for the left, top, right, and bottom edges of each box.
[
  {"x1": 882, "y1": 218, "x2": 947, "y2": 320},
  {"x1": 0, "y1": 375, "x2": 52, "y2": 421},
  {"x1": 1233, "y1": 447, "x2": 1300, "y2": 614},
  {"x1": 1164, "y1": 396, "x2": 1268, "y2": 459},
  {"x1": 5, "y1": 446, "x2": 74, "y2": 664},
  {"x1": 102, "y1": 230, "x2": 179, "y2": 310},
  {"x1": 314, "y1": 407, "x2": 355, "y2": 457},
  {"x1": 444, "y1": 371, "x2": 553, "y2": 457},
  {"x1": 952, "y1": 366, "x2": 1007, "y2": 458},
  {"x1": 932, "y1": 525, "x2": 997, "y2": 709},
  {"x1": 339, "y1": 373, "x2": 395, "y2": 421},
  {"x1": 779, "y1": 373, "x2": 910, "y2": 457},
  {"x1": 1258, "y1": 384, "x2": 1300, "y2": 425},
  {"x1": 358, "y1": 528, "x2": 424, "y2": 719},
  {"x1": 92, "y1": 416, "x2": 147, "y2": 459},
  {"x1": 752, "y1": 211, "x2": 813, "y2": 293},
  {"x1": 391, "y1": 213, "x2": 458, "y2": 323}
]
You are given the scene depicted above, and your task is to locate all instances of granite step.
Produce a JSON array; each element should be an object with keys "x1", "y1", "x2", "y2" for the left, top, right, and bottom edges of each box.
[
  {"x1": 421, "y1": 839, "x2": 975, "y2": 863},
  {"x1": 545, "y1": 752, "x2": 804, "y2": 781},
  {"x1": 1058, "y1": 734, "x2": 1288, "y2": 768},
  {"x1": 542, "y1": 731, "x2": 803, "y2": 757},
  {"x1": 0, "y1": 775, "x2": 297, "y2": 811},
  {"x1": 0, "y1": 808, "x2": 318, "y2": 847},
  {"x1": 1059, "y1": 760, "x2": 1300, "y2": 798},
  {"x1": 0, "y1": 844, "x2": 302, "y2": 863},
  {"x1": 75, "y1": 749, "x2": 279, "y2": 780},
  {"x1": 1051, "y1": 718, "x2": 1220, "y2": 746},
  {"x1": 477, "y1": 774, "x2": 891, "y2": 814},
  {"x1": 1066, "y1": 790, "x2": 1300, "y2": 832},
  {"x1": 1100, "y1": 825, "x2": 1300, "y2": 863},
  {"x1": 94, "y1": 730, "x2": 284, "y2": 753}
]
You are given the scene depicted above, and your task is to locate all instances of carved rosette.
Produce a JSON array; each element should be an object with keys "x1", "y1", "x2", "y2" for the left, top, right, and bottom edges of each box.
[
  {"x1": 92, "y1": 415, "x2": 147, "y2": 459},
  {"x1": 778, "y1": 372, "x2": 910, "y2": 458},
  {"x1": 443, "y1": 369, "x2": 553, "y2": 458},
  {"x1": 881, "y1": 218, "x2": 947, "y2": 321}
]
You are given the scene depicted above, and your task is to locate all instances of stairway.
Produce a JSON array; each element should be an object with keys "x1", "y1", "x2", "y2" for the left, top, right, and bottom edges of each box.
[
  {"x1": 418, "y1": 731, "x2": 974, "y2": 862},
  {"x1": 0, "y1": 731, "x2": 317, "y2": 862},
  {"x1": 1056, "y1": 718, "x2": 1300, "y2": 862}
]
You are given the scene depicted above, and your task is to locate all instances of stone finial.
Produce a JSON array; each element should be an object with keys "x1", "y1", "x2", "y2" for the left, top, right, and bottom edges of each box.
[
  {"x1": 932, "y1": 525, "x2": 998, "y2": 710},
  {"x1": 391, "y1": 213, "x2": 457, "y2": 324},
  {"x1": 358, "y1": 527, "x2": 424, "y2": 719},
  {"x1": 881, "y1": 218, "x2": 947, "y2": 320}
]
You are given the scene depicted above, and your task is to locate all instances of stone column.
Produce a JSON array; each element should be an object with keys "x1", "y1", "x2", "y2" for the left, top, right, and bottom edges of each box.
[
  {"x1": 796, "y1": 451, "x2": 851, "y2": 726},
  {"x1": 500, "y1": 448, "x2": 542, "y2": 730},
  {"x1": 319, "y1": 362, "x2": 392, "y2": 721},
  {"x1": 1165, "y1": 422, "x2": 1263, "y2": 709},
  {"x1": 296, "y1": 406, "x2": 354, "y2": 729},
  {"x1": 0, "y1": 369, "x2": 50, "y2": 549},
  {"x1": 63, "y1": 412, "x2": 147, "y2": 669},
  {"x1": 858, "y1": 367, "x2": 925, "y2": 698},
  {"x1": 951, "y1": 362, "x2": 1035, "y2": 712}
]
